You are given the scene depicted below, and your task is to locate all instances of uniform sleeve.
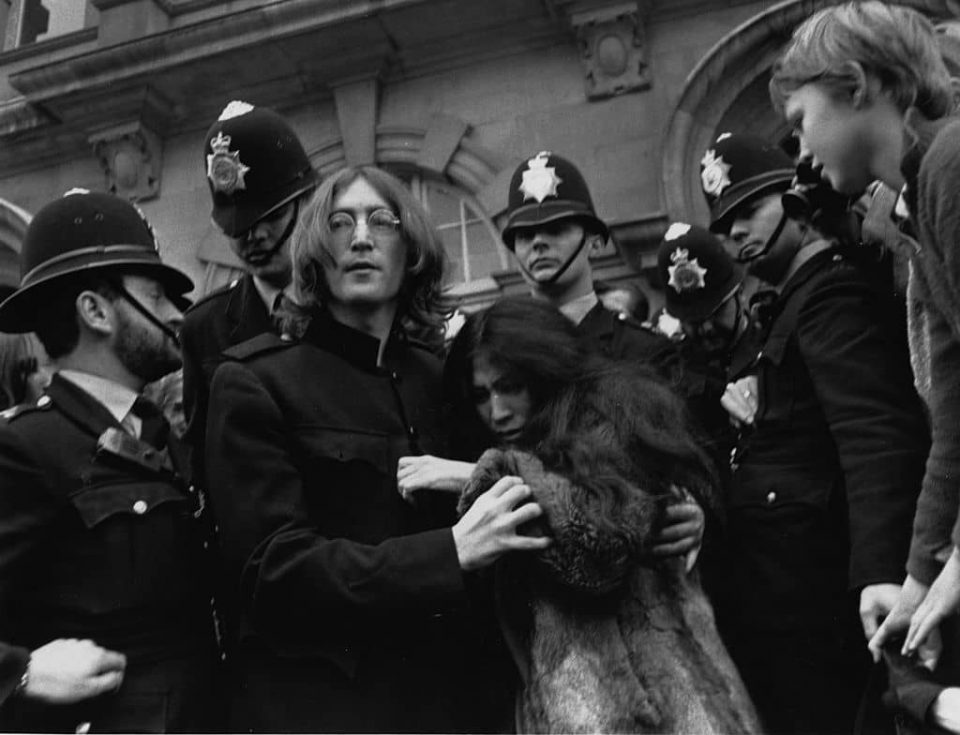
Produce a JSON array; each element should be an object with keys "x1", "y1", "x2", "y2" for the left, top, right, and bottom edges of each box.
[
  {"x1": 911, "y1": 126, "x2": 960, "y2": 583},
  {"x1": 0, "y1": 641, "x2": 29, "y2": 705},
  {"x1": 179, "y1": 313, "x2": 207, "y2": 453},
  {"x1": 0, "y1": 426, "x2": 60, "y2": 619},
  {"x1": 205, "y1": 361, "x2": 466, "y2": 644},
  {"x1": 796, "y1": 268, "x2": 929, "y2": 589},
  {"x1": 907, "y1": 303, "x2": 960, "y2": 583}
]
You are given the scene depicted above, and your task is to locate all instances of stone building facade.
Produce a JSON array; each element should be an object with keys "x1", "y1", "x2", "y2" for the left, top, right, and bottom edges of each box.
[{"x1": 0, "y1": 0, "x2": 954, "y2": 312}]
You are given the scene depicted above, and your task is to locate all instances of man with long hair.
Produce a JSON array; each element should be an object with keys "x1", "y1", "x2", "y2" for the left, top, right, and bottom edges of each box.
[{"x1": 204, "y1": 165, "x2": 547, "y2": 732}]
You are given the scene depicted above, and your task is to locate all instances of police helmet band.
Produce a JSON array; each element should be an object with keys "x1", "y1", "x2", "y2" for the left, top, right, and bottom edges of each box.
[{"x1": 20, "y1": 244, "x2": 158, "y2": 287}]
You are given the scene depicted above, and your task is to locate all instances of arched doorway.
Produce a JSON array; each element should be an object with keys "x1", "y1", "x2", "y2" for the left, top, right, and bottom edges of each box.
[{"x1": 660, "y1": 0, "x2": 960, "y2": 226}]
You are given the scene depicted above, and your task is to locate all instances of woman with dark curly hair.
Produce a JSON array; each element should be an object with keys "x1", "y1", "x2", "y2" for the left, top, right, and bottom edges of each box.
[{"x1": 404, "y1": 297, "x2": 760, "y2": 734}]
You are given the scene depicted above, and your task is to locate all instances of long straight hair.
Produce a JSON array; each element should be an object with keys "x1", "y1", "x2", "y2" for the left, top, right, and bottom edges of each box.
[
  {"x1": 289, "y1": 166, "x2": 449, "y2": 335},
  {"x1": 445, "y1": 297, "x2": 717, "y2": 506}
]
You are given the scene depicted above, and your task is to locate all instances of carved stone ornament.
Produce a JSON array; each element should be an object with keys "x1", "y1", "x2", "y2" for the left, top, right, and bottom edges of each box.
[
  {"x1": 90, "y1": 124, "x2": 162, "y2": 203},
  {"x1": 570, "y1": 2, "x2": 651, "y2": 100}
]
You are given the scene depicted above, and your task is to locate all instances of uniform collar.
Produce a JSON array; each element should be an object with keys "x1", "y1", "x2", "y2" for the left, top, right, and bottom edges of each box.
[
  {"x1": 251, "y1": 276, "x2": 295, "y2": 314},
  {"x1": 226, "y1": 274, "x2": 274, "y2": 342},
  {"x1": 301, "y1": 307, "x2": 399, "y2": 371},
  {"x1": 558, "y1": 291, "x2": 599, "y2": 326},
  {"x1": 57, "y1": 369, "x2": 139, "y2": 427}
]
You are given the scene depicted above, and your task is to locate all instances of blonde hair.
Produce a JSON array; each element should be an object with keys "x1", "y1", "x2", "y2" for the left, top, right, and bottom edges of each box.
[
  {"x1": 770, "y1": 2, "x2": 952, "y2": 120},
  {"x1": 289, "y1": 166, "x2": 450, "y2": 336}
]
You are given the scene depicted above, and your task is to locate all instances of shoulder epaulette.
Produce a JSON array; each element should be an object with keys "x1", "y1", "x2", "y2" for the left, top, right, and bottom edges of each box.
[
  {"x1": 222, "y1": 331, "x2": 295, "y2": 362},
  {"x1": 1, "y1": 394, "x2": 54, "y2": 423},
  {"x1": 184, "y1": 278, "x2": 241, "y2": 315}
]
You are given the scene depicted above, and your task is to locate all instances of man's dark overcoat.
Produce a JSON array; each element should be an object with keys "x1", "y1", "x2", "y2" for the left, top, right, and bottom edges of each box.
[
  {"x1": 180, "y1": 273, "x2": 273, "y2": 471},
  {"x1": 204, "y1": 310, "x2": 511, "y2": 733},
  {"x1": 0, "y1": 375, "x2": 219, "y2": 732},
  {"x1": 720, "y1": 245, "x2": 930, "y2": 734}
]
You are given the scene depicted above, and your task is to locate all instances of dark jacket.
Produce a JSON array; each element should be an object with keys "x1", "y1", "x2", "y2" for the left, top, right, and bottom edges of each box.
[
  {"x1": 204, "y1": 310, "x2": 510, "y2": 733},
  {"x1": 900, "y1": 110, "x2": 960, "y2": 584},
  {"x1": 180, "y1": 273, "x2": 273, "y2": 477},
  {"x1": 575, "y1": 301, "x2": 675, "y2": 368},
  {"x1": 0, "y1": 644, "x2": 27, "y2": 706},
  {"x1": 720, "y1": 245, "x2": 929, "y2": 734},
  {"x1": 727, "y1": 245, "x2": 928, "y2": 629},
  {"x1": 0, "y1": 375, "x2": 219, "y2": 733}
]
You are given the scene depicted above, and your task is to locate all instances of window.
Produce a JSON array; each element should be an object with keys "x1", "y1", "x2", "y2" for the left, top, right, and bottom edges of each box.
[
  {"x1": 2, "y1": 0, "x2": 91, "y2": 50},
  {"x1": 407, "y1": 174, "x2": 509, "y2": 289}
]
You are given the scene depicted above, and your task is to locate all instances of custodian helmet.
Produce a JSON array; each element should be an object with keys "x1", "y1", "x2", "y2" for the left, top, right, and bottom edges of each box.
[
  {"x1": 203, "y1": 101, "x2": 319, "y2": 238},
  {"x1": 0, "y1": 189, "x2": 193, "y2": 332},
  {"x1": 501, "y1": 151, "x2": 608, "y2": 248}
]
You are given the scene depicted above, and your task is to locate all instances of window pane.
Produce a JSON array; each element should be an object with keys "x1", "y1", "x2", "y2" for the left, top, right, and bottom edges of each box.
[{"x1": 19, "y1": 0, "x2": 85, "y2": 45}]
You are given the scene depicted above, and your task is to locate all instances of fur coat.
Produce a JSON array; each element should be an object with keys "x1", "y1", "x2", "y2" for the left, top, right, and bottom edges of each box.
[{"x1": 460, "y1": 448, "x2": 761, "y2": 734}]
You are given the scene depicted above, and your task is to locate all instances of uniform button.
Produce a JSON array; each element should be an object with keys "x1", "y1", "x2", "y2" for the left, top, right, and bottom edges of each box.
[
  {"x1": 36, "y1": 395, "x2": 52, "y2": 408},
  {"x1": 76, "y1": 722, "x2": 92, "y2": 735},
  {"x1": 133, "y1": 500, "x2": 148, "y2": 514},
  {"x1": 390, "y1": 371, "x2": 400, "y2": 381},
  {"x1": 766, "y1": 491, "x2": 776, "y2": 504},
  {"x1": 202, "y1": 541, "x2": 210, "y2": 550},
  {"x1": 756, "y1": 351, "x2": 763, "y2": 361},
  {"x1": 189, "y1": 485, "x2": 196, "y2": 494},
  {"x1": 832, "y1": 254, "x2": 842, "y2": 262}
]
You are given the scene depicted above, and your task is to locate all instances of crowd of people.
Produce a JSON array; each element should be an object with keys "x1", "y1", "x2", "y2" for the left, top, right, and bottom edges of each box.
[{"x1": 0, "y1": 2, "x2": 958, "y2": 733}]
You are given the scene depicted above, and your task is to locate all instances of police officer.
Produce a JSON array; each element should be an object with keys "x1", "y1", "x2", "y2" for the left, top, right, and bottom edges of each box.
[
  {"x1": 700, "y1": 132, "x2": 930, "y2": 734},
  {"x1": 180, "y1": 100, "x2": 319, "y2": 474},
  {"x1": 502, "y1": 151, "x2": 673, "y2": 366},
  {"x1": 0, "y1": 190, "x2": 220, "y2": 732}
]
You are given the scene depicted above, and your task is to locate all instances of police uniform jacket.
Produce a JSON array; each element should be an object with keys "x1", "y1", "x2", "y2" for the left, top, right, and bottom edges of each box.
[
  {"x1": 575, "y1": 300, "x2": 676, "y2": 370},
  {"x1": 0, "y1": 643, "x2": 27, "y2": 705},
  {"x1": 180, "y1": 273, "x2": 273, "y2": 473},
  {"x1": 0, "y1": 374, "x2": 219, "y2": 733},
  {"x1": 724, "y1": 244, "x2": 929, "y2": 635},
  {"x1": 205, "y1": 309, "x2": 509, "y2": 733}
]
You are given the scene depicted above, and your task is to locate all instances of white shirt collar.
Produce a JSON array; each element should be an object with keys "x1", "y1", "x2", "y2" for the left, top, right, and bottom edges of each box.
[
  {"x1": 58, "y1": 369, "x2": 139, "y2": 431},
  {"x1": 558, "y1": 291, "x2": 599, "y2": 326}
]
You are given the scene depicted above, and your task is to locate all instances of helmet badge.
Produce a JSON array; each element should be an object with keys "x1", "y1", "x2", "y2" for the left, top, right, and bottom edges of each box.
[
  {"x1": 700, "y1": 149, "x2": 732, "y2": 197},
  {"x1": 207, "y1": 132, "x2": 250, "y2": 195},
  {"x1": 519, "y1": 151, "x2": 563, "y2": 203},
  {"x1": 667, "y1": 246, "x2": 708, "y2": 294}
]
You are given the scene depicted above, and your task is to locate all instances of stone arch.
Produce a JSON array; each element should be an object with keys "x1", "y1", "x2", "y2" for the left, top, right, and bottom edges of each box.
[{"x1": 661, "y1": 0, "x2": 960, "y2": 226}]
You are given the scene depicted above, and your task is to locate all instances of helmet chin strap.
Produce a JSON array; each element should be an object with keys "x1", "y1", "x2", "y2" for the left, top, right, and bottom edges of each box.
[
  {"x1": 243, "y1": 199, "x2": 301, "y2": 260},
  {"x1": 735, "y1": 210, "x2": 789, "y2": 264},
  {"x1": 115, "y1": 285, "x2": 181, "y2": 348},
  {"x1": 517, "y1": 231, "x2": 589, "y2": 286}
]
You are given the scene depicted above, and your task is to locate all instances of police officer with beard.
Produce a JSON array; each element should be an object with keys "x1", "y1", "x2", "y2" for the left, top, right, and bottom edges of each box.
[
  {"x1": 180, "y1": 101, "x2": 319, "y2": 477},
  {"x1": 0, "y1": 190, "x2": 220, "y2": 732},
  {"x1": 701, "y1": 132, "x2": 930, "y2": 734}
]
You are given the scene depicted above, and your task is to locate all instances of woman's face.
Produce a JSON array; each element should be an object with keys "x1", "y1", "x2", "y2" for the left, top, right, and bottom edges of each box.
[{"x1": 471, "y1": 352, "x2": 532, "y2": 444}]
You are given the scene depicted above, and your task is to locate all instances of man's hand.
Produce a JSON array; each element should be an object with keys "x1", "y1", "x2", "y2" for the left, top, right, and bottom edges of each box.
[
  {"x1": 905, "y1": 547, "x2": 960, "y2": 659},
  {"x1": 452, "y1": 475, "x2": 551, "y2": 572},
  {"x1": 860, "y1": 582, "x2": 903, "y2": 641},
  {"x1": 869, "y1": 574, "x2": 932, "y2": 665},
  {"x1": 396, "y1": 455, "x2": 475, "y2": 502},
  {"x1": 24, "y1": 639, "x2": 126, "y2": 704},
  {"x1": 721, "y1": 375, "x2": 758, "y2": 426},
  {"x1": 651, "y1": 494, "x2": 704, "y2": 573}
]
